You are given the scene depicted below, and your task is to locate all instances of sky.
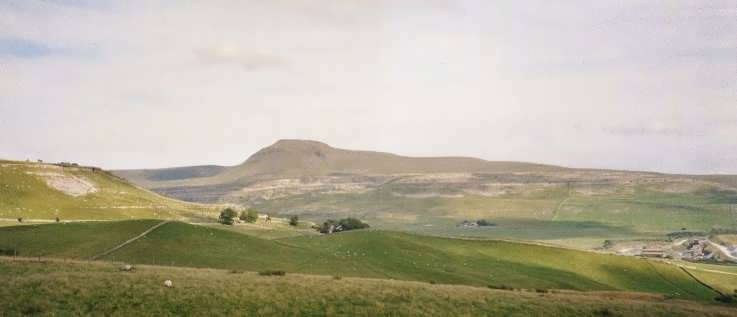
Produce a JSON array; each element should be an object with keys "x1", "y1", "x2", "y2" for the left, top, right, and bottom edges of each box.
[{"x1": 1, "y1": 0, "x2": 735, "y2": 174}]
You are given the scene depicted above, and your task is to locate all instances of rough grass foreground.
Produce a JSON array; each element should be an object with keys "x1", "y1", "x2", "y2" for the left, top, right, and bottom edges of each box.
[{"x1": 1, "y1": 259, "x2": 734, "y2": 317}]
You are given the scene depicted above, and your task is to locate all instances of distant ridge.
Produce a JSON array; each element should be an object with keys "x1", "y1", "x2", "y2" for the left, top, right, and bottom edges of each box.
[
  {"x1": 234, "y1": 139, "x2": 564, "y2": 177},
  {"x1": 115, "y1": 139, "x2": 565, "y2": 187},
  {"x1": 117, "y1": 165, "x2": 226, "y2": 182}
]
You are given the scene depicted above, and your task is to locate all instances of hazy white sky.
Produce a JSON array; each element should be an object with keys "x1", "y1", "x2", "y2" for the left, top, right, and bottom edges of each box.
[{"x1": 1, "y1": 0, "x2": 735, "y2": 173}]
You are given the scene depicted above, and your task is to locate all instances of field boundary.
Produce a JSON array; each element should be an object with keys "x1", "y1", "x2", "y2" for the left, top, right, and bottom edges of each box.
[
  {"x1": 90, "y1": 220, "x2": 170, "y2": 260},
  {"x1": 551, "y1": 182, "x2": 574, "y2": 220},
  {"x1": 680, "y1": 267, "x2": 724, "y2": 296},
  {"x1": 678, "y1": 264, "x2": 737, "y2": 277}
]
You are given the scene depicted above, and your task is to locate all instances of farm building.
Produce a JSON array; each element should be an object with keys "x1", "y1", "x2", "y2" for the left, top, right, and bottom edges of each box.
[{"x1": 640, "y1": 248, "x2": 665, "y2": 258}]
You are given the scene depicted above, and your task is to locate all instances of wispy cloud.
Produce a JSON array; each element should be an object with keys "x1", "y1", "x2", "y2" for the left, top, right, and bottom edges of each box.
[
  {"x1": 194, "y1": 43, "x2": 286, "y2": 71},
  {"x1": 602, "y1": 121, "x2": 696, "y2": 137}
]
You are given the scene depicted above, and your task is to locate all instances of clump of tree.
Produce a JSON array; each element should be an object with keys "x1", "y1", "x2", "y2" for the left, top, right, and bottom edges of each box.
[
  {"x1": 460, "y1": 219, "x2": 496, "y2": 227},
  {"x1": 318, "y1": 217, "x2": 370, "y2": 234},
  {"x1": 289, "y1": 215, "x2": 299, "y2": 226},
  {"x1": 602, "y1": 240, "x2": 614, "y2": 249},
  {"x1": 666, "y1": 230, "x2": 705, "y2": 241},
  {"x1": 476, "y1": 219, "x2": 495, "y2": 227},
  {"x1": 240, "y1": 209, "x2": 258, "y2": 223},
  {"x1": 218, "y1": 208, "x2": 238, "y2": 225}
]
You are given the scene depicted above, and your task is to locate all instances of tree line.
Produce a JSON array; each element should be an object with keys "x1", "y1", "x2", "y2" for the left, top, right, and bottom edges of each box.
[
  {"x1": 218, "y1": 208, "x2": 299, "y2": 227},
  {"x1": 218, "y1": 208, "x2": 370, "y2": 234}
]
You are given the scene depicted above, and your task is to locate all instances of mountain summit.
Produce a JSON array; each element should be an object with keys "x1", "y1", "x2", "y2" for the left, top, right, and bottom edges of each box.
[
  {"x1": 113, "y1": 139, "x2": 563, "y2": 200},
  {"x1": 230, "y1": 139, "x2": 562, "y2": 179}
]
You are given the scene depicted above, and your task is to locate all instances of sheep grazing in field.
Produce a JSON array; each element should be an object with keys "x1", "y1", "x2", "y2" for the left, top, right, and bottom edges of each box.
[
  {"x1": 164, "y1": 280, "x2": 173, "y2": 288},
  {"x1": 119, "y1": 264, "x2": 134, "y2": 272}
]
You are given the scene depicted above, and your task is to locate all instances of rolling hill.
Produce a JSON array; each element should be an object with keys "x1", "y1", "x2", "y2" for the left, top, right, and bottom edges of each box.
[
  {"x1": 0, "y1": 160, "x2": 215, "y2": 222},
  {"x1": 114, "y1": 140, "x2": 737, "y2": 247},
  {"x1": 0, "y1": 220, "x2": 720, "y2": 301}
]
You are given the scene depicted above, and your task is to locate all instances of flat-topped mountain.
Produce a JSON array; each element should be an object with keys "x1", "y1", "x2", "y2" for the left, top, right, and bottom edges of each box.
[
  {"x1": 116, "y1": 139, "x2": 564, "y2": 187},
  {"x1": 240, "y1": 139, "x2": 562, "y2": 175},
  {"x1": 114, "y1": 140, "x2": 737, "y2": 244}
]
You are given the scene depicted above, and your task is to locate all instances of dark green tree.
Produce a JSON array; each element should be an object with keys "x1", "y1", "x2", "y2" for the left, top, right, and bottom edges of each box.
[
  {"x1": 219, "y1": 208, "x2": 238, "y2": 225},
  {"x1": 476, "y1": 219, "x2": 495, "y2": 227},
  {"x1": 338, "y1": 218, "x2": 370, "y2": 231},
  {"x1": 289, "y1": 215, "x2": 299, "y2": 226},
  {"x1": 318, "y1": 218, "x2": 369, "y2": 234},
  {"x1": 318, "y1": 219, "x2": 338, "y2": 234},
  {"x1": 240, "y1": 209, "x2": 258, "y2": 223},
  {"x1": 602, "y1": 240, "x2": 614, "y2": 249}
]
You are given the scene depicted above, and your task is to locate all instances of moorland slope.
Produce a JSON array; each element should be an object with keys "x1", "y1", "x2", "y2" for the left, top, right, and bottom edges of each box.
[{"x1": 0, "y1": 161, "x2": 214, "y2": 221}]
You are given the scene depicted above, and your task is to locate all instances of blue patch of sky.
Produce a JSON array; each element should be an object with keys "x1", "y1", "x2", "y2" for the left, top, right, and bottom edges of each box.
[
  {"x1": 0, "y1": 37, "x2": 51, "y2": 58},
  {"x1": 0, "y1": 37, "x2": 101, "y2": 60}
]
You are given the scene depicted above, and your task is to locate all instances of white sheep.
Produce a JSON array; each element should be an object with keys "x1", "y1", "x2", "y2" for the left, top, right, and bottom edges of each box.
[{"x1": 164, "y1": 280, "x2": 173, "y2": 288}]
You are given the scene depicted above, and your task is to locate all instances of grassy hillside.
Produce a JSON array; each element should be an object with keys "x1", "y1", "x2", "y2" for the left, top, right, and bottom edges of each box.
[
  {"x1": 555, "y1": 187, "x2": 737, "y2": 232},
  {"x1": 0, "y1": 220, "x2": 160, "y2": 258},
  {"x1": 252, "y1": 183, "x2": 737, "y2": 248},
  {"x1": 688, "y1": 269, "x2": 737, "y2": 296},
  {"x1": 682, "y1": 262, "x2": 737, "y2": 294},
  {"x1": 285, "y1": 230, "x2": 717, "y2": 300},
  {"x1": 2, "y1": 260, "x2": 734, "y2": 317},
  {"x1": 0, "y1": 161, "x2": 215, "y2": 221},
  {"x1": 196, "y1": 221, "x2": 319, "y2": 240},
  {"x1": 0, "y1": 221, "x2": 720, "y2": 301}
]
